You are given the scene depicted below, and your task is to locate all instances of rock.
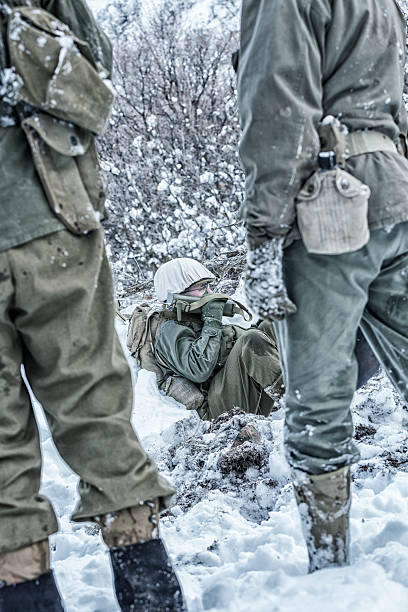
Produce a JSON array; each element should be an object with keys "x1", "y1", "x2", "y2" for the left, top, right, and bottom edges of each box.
[
  {"x1": 232, "y1": 424, "x2": 262, "y2": 448},
  {"x1": 217, "y1": 441, "x2": 266, "y2": 474}
]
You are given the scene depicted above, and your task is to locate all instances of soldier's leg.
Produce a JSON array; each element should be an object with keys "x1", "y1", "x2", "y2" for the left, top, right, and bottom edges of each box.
[
  {"x1": 8, "y1": 230, "x2": 184, "y2": 610},
  {"x1": 9, "y1": 229, "x2": 173, "y2": 519},
  {"x1": 275, "y1": 240, "x2": 369, "y2": 474},
  {"x1": 355, "y1": 328, "x2": 380, "y2": 388},
  {"x1": 274, "y1": 238, "x2": 377, "y2": 571},
  {"x1": 275, "y1": 223, "x2": 408, "y2": 572},
  {"x1": 256, "y1": 319, "x2": 377, "y2": 393},
  {"x1": 257, "y1": 319, "x2": 285, "y2": 400},
  {"x1": 0, "y1": 250, "x2": 63, "y2": 608},
  {"x1": 207, "y1": 328, "x2": 281, "y2": 419},
  {"x1": 257, "y1": 318, "x2": 277, "y2": 342},
  {"x1": 360, "y1": 223, "x2": 408, "y2": 400},
  {"x1": 0, "y1": 251, "x2": 58, "y2": 556}
]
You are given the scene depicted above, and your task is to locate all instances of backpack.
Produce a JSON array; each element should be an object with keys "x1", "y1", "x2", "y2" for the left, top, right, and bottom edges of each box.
[
  {"x1": 5, "y1": 4, "x2": 113, "y2": 135},
  {"x1": 0, "y1": 2, "x2": 112, "y2": 234},
  {"x1": 127, "y1": 304, "x2": 169, "y2": 387},
  {"x1": 126, "y1": 304, "x2": 206, "y2": 412}
]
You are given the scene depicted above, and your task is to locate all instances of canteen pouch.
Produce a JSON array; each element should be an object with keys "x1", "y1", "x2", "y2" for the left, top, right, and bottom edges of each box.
[
  {"x1": 7, "y1": 6, "x2": 113, "y2": 135},
  {"x1": 22, "y1": 113, "x2": 106, "y2": 235},
  {"x1": 296, "y1": 167, "x2": 371, "y2": 255}
]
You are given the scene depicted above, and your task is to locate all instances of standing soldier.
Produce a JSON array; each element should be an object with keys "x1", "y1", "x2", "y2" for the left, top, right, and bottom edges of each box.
[
  {"x1": 238, "y1": 0, "x2": 408, "y2": 571},
  {"x1": 0, "y1": 1, "x2": 185, "y2": 610}
]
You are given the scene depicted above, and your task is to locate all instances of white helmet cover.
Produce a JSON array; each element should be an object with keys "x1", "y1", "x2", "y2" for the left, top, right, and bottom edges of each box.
[{"x1": 154, "y1": 258, "x2": 215, "y2": 302}]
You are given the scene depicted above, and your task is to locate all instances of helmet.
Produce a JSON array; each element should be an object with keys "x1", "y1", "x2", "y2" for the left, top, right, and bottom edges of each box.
[{"x1": 154, "y1": 258, "x2": 215, "y2": 302}]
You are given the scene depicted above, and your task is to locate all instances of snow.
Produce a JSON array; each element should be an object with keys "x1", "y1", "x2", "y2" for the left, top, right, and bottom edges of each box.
[
  {"x1": 88, "y1": 0, "x2": 109, "y2": 14},
  {"x1": 30, "y1": 315, "x2": 408, "y2": 611}
]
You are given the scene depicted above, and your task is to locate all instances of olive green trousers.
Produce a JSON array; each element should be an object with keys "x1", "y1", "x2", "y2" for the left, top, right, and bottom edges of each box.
[
  {"x1": 275, "y1": 222, "x2": 408, "y2": 475},
  {"x1": 204, "y1": 320, "x2": 282, "y2": 420},
  {"x1": 0, "y1": 229, "x2": 173, "y2": 553}
]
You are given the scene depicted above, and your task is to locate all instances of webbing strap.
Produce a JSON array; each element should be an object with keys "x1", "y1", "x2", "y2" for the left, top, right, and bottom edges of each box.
[
  {"x1": 186, "y1": 293, "x2": 252, "y2": 321},
  {"x1": 186, "y1": 293, "x2": 230, "y2": 312},
  {"x1": 346, "y1": 130, "x2": 398, "y2": 159}
]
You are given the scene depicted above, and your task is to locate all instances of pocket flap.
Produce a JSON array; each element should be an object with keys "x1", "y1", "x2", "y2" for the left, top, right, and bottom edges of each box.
[
  {"x1": 22, "y1": 113, "x2": 91, "y2": 156},
  {"x1": 297, "y1": 172, "x2": 322, "y2": 201},
  {"x1": 335, "y1": 168, "x2": 371, "y2": 199},
  {"x1": 9, "y1": 7, "x2": 113, "y2": 135},
  {"x1": 9, "y1": 7, "x2": 96, "y2": 69}
]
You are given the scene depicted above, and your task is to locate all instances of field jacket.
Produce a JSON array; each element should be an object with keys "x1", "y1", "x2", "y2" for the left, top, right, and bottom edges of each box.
[
  {"x1": 154, "y1": 319, "x2": 246, "y2": 384},
  {"x1": 0, "y1": 0, "x2": 112, "y2": 252},
  {"x1": 238, "y1": 0, "x2": 408, "y2": 243}
]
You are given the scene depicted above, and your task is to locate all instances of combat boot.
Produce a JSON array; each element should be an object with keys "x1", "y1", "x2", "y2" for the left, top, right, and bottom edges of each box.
[
  {"x1": 0, "y1": 571, "x2": 63, "y2": 612},
  {"x1": 94, "y1": 500, "x2": 186, "y2": 611},
  {"x1": 0, "y1": 539, "x2": 63, "y2": 611},
  {"x1": 292, "y1": 466, "x2": 351, "y2": 573}
]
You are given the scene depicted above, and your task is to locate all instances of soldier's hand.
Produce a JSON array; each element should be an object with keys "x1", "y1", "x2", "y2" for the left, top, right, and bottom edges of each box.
[
  {"x1": 201, "y1": 298, "x2": 227, "y2": 328},
  {"x1": 245, "y1": 237, "x2": 297, "y2": 321}
]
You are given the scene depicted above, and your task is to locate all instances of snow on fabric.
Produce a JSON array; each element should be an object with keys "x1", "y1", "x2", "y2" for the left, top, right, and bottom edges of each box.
[
  {"x1": 30, "y1": 316, "x2": 408, "y2": 611},
  {"x1": 154, "y1": 257, "x2": 215, "y2": 302}
]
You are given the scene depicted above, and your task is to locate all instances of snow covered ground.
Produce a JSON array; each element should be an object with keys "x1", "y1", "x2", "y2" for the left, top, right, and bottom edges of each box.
[{"x1": 32, "y1": 314, "x2": 408, "y2": 611}]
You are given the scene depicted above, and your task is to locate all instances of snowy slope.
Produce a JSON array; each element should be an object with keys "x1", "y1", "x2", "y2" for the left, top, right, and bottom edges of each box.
[{"x1": 33, "y1": 316, "x2": 408, "y2": 612}]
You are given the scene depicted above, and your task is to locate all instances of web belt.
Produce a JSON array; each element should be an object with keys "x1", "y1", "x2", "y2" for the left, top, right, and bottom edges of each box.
[{"x1": 346, "y1": 130, "x2": 398, "y2": 159}]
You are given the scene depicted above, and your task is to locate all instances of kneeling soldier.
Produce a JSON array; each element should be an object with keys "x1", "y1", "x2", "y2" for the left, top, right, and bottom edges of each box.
[{"x1": 152, "y1": 257, "x2": 284, "y2": 420}]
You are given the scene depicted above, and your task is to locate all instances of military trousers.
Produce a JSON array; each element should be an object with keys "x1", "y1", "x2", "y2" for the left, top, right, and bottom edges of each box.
[
  {"x1": 0, "y1": 229, "x2": 173, "y2": 553},
  {"x1": 274, "y1": 221, "x2": 408, "y2": 475},
  {"x1": 205, "y1": 321, "x2": 282, "y2": 420}
]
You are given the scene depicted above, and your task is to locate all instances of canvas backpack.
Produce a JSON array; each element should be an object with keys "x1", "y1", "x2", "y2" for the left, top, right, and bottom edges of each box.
[
  {"x1": 0, "y1": 1, "x2": 112, "y2": 234},
  {"x1": 126, "y1": 304, "x2": 206, "y2": 412},
  {"x1": 5, "y1": 3, "x2": 113, "y2": 135}
]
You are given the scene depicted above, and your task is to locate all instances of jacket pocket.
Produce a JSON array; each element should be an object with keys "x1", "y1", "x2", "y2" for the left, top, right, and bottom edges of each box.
[
  {"x1": 22, "y1": 113, "x2": 106, "y2": 235},
  {"x1": 296, "y1": 168, "x2": 370, "y2": 255},
  {"x1": 218, "y1": 325, "x2": 236, "y2": 365}
]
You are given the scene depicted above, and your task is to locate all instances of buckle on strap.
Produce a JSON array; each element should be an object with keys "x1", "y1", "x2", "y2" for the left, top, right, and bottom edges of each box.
[{"x1": 318, "y1": 123, "x2": 399, "y2": 166}]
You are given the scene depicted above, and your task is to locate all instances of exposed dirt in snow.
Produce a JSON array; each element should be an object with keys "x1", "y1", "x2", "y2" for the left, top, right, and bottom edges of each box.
[{"x1": 158, "y1": 407, "x2": 288, "y2": 523}]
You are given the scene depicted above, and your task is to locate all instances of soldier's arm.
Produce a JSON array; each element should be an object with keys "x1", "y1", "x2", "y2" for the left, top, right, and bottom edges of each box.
[
  {"x1": 154, "y1": 320, "x2": 222, "y2": 384},
  {"x1": 42, "y1": 0, "x2": 113, "y2": 76},
  {"x1": 238, "y1": 0, "x2": 328, "y2": 244}
]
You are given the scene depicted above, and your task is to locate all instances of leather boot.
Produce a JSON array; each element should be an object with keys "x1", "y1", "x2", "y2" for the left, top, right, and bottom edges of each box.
[
  {"x1": 0, "y1": 570, "x2": 64, "y2": 612},
  {"x1": 292, "y1": 466, "x2": 351, "y2": 572},
  {"x1": 110, "y1": 539, "x2": 186, "y2": 612},
  {"x1": 94, "y1": 500, "x2": 186, "y2": 611}
]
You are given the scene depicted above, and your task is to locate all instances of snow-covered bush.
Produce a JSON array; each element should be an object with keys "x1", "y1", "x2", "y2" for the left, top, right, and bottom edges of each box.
[{"x1": 98, "y1": 0, "x2": 245, "y2": 294}]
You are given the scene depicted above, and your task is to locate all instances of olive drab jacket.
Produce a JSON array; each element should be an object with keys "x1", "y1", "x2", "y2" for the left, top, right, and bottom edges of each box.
[
  {"x1": 238, "y1": 0, "x2": 408, "y2": 244},
  {"x1": 0, "y1": 0, "x2": 112, "y2": 251},
  {"x1": 154, "y1": 319, "x2": 246, "y2": 384}
]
